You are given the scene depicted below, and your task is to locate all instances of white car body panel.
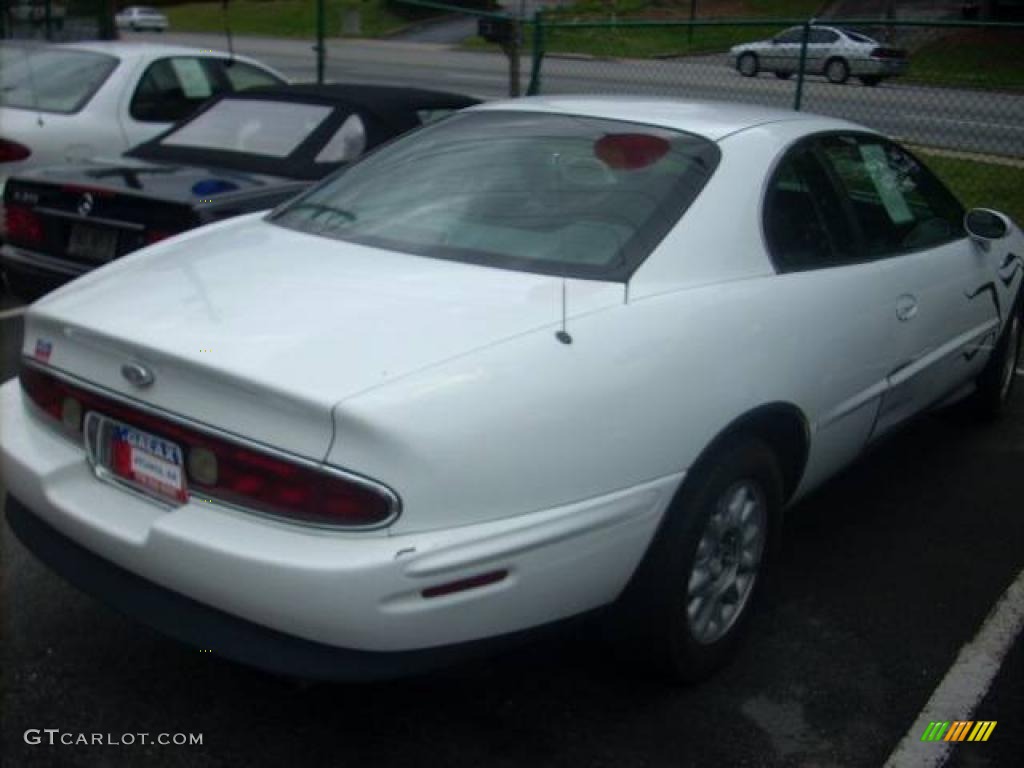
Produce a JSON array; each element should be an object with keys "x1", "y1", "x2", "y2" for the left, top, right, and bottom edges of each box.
[
  {"x1": 1, "y1": 381, "x2": 676, "y2": 649},
  {"x1": 2, "y1": 97, "x2": 1021, "y2": 663}
]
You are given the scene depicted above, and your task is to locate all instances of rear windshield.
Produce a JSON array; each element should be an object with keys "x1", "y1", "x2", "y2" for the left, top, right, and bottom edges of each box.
[
  {"x1": 0, "y1": 46, "x2": 118, "y2": 114},
  {"x1": 270, "y1": 110, "x2": 719, "y2": 281}
]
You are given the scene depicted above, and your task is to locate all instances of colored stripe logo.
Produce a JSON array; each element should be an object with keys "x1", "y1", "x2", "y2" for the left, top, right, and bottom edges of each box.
[{"x1": 920, "y1": 721, "x2": 997, "y2": 742}]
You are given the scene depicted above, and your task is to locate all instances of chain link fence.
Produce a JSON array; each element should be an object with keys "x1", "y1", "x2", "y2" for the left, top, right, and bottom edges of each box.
[
  {"x1": 2, "y1": 0, "x2": 114, "y2": 41},
  {"x1": 522, "y1": 14, "x2": 1023, "y2": 219}
]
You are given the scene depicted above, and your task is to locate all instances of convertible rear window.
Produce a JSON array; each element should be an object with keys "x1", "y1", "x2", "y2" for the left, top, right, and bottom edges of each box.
[
  {"x1": 0, "y1": 46, "x2": 118, "y2": 114},
  {"x1": 161, "y1": 100, "x2": 333, "y2": 157},
  {"x1": 270, "y1": 111, "x2": 720, "y2": 281}
]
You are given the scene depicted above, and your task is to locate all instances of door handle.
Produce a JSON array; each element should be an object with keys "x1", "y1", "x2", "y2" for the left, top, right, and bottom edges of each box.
[{"x1": 896, "y1": 294, "x2": 918, "y2": 322}]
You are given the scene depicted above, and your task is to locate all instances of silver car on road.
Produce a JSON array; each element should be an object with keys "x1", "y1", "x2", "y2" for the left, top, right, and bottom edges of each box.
[{"x1": 730, "y1": 25, "x2": 908, "y2": 86}]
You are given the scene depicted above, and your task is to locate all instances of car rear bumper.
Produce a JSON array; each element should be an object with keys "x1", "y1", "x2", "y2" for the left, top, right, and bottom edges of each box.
[
  {"x1": 4, "y1": 494, "x2": 595, "y2": 681},
  {"x1": 0, "y1": 379, "x2": 677, "y2": 674}
]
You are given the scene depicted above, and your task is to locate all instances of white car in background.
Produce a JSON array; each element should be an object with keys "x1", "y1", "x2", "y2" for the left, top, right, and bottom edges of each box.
[
  {"x1": 2, "y1": 98, "x2": 1021, "y2": 682},
  {"x1": 731, "y1": 25, "x2": 909, "y2": 86},
  {"x1": 0, "y1": 41, "x2": 286, "y2": 202},
  {"x1": 114, "y1": 6, "x2": 170, "y2": 32}
]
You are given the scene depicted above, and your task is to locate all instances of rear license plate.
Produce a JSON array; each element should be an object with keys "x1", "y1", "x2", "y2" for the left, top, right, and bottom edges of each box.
[
  {"x1": 68, "y1": 223, "x2": 118, "y2": 262},
  {"x1": 91, "y1": 417, "x2": 188, "y2": 504}
]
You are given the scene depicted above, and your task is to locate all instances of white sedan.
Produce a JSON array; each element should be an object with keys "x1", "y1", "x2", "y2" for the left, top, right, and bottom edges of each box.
[
  {"x1": 2, "y1": 98, "x2": 1021, "y2": 682},
  {"x1": 0, "y1": 41, "x2": 286, "y2": 198},
  {"x1": 114, "y1": 6, "x2": 170, "y2": 32}
]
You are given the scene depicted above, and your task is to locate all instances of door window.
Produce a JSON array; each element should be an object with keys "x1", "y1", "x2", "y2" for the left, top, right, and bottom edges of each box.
[
  {"x1": 817, "y1": 135, "x2": 964, "y2": 258},
  {"x1": 809, "y1": 28, "x2": 839, "y2": 44},
  {"x1": 130, "y1": 57, "x2": 227, "y2": 123},
  {"x1": 764, "y1": 144, "x2": 858, "y2": 271}
]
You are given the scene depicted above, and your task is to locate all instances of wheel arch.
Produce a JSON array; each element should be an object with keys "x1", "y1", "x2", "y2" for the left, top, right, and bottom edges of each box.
[{"x1": 686, "y1": 402, "x2": 810, "y2": 505}]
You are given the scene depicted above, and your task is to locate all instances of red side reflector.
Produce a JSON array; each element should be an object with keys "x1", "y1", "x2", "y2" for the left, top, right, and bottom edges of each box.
[
  {"x1": 5, "y1": 204, "x2": 44, "y2": 246},
  {"x1": 595, "y1": 134, "x2": 671, "y2": 170},
  {"x1": 422, "y1": 570, "x2": 509, "y2": 599},
  {"x1": 0, "y1": 138, "x2": 31, "y2": 163}
]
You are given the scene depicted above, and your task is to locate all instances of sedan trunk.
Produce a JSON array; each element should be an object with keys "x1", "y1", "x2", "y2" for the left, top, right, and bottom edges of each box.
[{"x1": 23, "y1": 215, "x2": 624, "y2": 460}]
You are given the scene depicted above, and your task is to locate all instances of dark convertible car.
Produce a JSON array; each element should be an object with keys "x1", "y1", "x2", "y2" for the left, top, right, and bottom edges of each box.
[{"x1": 1, "y1": 83, "x2": 478, "y2": 298}]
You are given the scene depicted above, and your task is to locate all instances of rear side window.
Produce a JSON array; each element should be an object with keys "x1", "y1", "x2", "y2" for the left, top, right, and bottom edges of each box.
[
  {"x1": 764, "y1": 144, "x2": 858, "y2": 271},
  {"x1": 818, "y1": 135, "x2": 964, "y2": 257},
  {"x1": 218, "y1": 60, "x2": 283, "y2": 91},
  {"x1": 0, "y1": 47, "x2": 117, "y2": 114},
  {"x1": 130, "y1": 57, "x2": 227, "y2": 123}
]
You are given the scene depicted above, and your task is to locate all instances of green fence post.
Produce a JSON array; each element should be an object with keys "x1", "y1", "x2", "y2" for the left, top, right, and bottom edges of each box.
[
  {"x1": 316, "y1": 0, "x2": 326, "y2": 84},
  {"x1": 45, "y1": 0, "x2": 53, "y2": 40},
  {"x1": 527, "y1": 10, "x2": 545, "y2": 95},
  {"x1": 793, "y1": 20, "x2": 811, "y2": 111}
]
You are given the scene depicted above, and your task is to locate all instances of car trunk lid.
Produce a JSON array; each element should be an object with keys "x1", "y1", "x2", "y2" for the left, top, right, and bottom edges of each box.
[{"x1": 23, "y1": 215, "x2": 624, "y2": 460}]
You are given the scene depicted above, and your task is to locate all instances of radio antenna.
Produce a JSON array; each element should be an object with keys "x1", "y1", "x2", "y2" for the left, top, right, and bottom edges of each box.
[{"x1": 555, "y1": 278, "x2": 572, "y2": 345}]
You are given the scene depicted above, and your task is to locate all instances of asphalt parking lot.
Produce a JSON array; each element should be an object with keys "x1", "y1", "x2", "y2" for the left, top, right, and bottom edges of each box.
[{"x1": 1, "y1": 291, "x2": 1021, "y2": 768}]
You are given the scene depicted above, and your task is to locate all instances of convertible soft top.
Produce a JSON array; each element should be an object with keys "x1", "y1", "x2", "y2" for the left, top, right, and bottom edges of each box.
[{"x1": 127, "y1": 83, "x2": 480, "y2": 180}]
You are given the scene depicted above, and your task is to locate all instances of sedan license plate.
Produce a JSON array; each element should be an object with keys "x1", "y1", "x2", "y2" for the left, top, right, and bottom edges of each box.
[
  {"x1": 68, "y1": 223, "x2": 118, "y2": 262},
  {"x1": 99, "y1": 419, "x2": 188, "y2": 504}
]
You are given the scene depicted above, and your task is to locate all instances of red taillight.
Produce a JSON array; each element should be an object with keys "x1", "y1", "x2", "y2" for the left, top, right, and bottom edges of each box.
[
  {"x1": 0, "y1": 138, "x2": 31, "y2": 163},
  {"x1": 145, "y1": 229, "x2": 173, "y2": 245},
  {"x1": 5, "y1": 204, "x2": 44, "y2": 246},
  {"x1": 19, "y1": 365, "x2": 397, "y2": 527}
]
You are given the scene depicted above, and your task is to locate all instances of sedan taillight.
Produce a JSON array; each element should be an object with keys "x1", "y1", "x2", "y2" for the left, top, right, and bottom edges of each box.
[
  {"x1": 0, "y1": 138, "x2": 31, "y2": 163},
  {"x1": 19, "y1": 365, "x2": 398, "y2": 528},
  {"x1": 5, "y1": 204, "x2": 44, "y2": 247}
]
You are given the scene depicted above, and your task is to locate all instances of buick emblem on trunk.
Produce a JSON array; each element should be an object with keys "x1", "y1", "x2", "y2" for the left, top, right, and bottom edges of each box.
[
  {"x1": 121, "y1": 362, "x2": 154, "y2": 388},
  {"x1": 78, "y1": 193, "x2": 94, "y2": 216}
]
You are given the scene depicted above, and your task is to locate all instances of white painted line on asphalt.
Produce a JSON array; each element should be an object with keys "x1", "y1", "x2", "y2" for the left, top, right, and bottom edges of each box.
[
  {"x1": 0, "y1": 306, "x2": 27, "y2": 321},
  {"x1": 883, "y1": 567, "x2": 1024, "y2": 768}
]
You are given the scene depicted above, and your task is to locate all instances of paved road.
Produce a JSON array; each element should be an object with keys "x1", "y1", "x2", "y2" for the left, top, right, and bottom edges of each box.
[
  {"x1": 130, "y1": 31, "x2": 1024, "y2": 158},
  {"x1": 390, "y1": 16, "x2": 478, "y2": 44},
  {"x1": 1, "y1": 296, "x2": 1022, "y2": 766}
]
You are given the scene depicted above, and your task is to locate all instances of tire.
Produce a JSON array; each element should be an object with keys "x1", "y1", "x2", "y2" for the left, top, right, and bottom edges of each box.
[
  {"x1": 775, "y1": 71, "x2": 792, "y2": 80},
  {"x1": 737, "y1": 53, "x2": 759, "y2": 78},
  {"x1": 859, "y1": 75, "x2": 882, "y2": 87},
  {"x1": 971, "y1": 298, "x2": 1023, "y2": 420},
  {"x1": 609, "y1": 436, "x2": 783, "y2": 683},
  {"x1": 825, "y1": 57, "x2": 850, "y2": 84}
]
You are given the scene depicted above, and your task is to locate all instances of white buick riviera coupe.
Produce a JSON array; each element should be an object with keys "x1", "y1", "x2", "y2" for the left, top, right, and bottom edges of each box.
[{"x1": 2, "y1": 98, "x2": 1022, "y2": 682}]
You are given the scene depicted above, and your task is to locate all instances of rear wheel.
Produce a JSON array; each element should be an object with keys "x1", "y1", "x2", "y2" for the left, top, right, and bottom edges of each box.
[
  {"x1": 610, "y1": 437, "x2": 782, "y2": 682},
  {"x1": 737, "y1": 53, "x2": 759, "y2": 77},
  {"x1": 825, "y1": 57, "x2": 850, "y2": 84}
]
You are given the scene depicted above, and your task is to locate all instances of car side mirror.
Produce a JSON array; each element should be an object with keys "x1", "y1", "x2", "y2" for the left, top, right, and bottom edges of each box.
[{"x1": 965, "y1": 208, "x2": 1011, "y2": 243}]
